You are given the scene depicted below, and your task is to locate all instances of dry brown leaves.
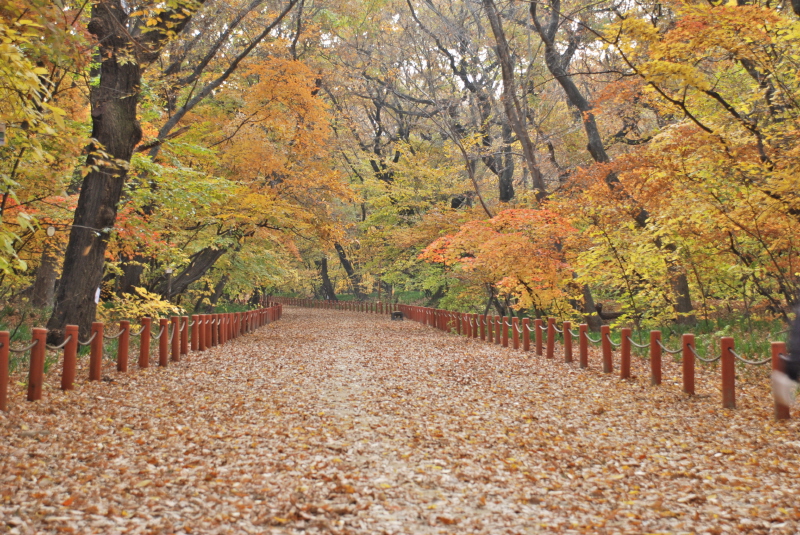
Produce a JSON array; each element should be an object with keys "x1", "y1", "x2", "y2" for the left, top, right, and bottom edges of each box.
[{"x1": 1, "y1": 308, "x2": 799, "y2": 534}]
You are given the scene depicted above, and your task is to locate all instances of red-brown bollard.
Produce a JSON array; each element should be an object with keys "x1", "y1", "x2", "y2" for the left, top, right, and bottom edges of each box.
[
  {"x1": 211, "y1": 314, "x2": 219, "y2": 347},
  {"x1": 158, "y1": 318, "x2": 169, "y2": 367},
  {"x1": 198, "y1": 315, "x2": 207, "y2": 351},
  {"x1": 546, "y1": 318, "x2": 556, "y2": 359},
  {"x1": 191, "y1": 315, "x2": 199, "y2": 351},
  {"x1": 650, "y1": 330, "x2": 662, "y2": 386},
  {"x1": 480, "y1": 315, "x2": 486, "y2": 341},
  {"x1": 579, "y1": 324, "x2": 588, "y2": 368},
  {"x1": 495, "y1": 316, "x2": 502, "y2": 345},
  {"x1": 27, "y1": 328, "x2": 48, "y2": 401},
  {"x1": 456, "y1": 313, "x2": 462, "y2": 335},
  {"x1": 181, "y1": 316, "x2": 189, "y2": 355},
  {"x1": 501, "y1": 317, "x2": 509, "y2": 347},
  {"x1": 473, "y1": 314, "x2": 479, "y2": 338},
  {"x1": 721, "y1": 337, "x2": 735, "y2": 409},
  {"x1": 465, "y1": 314, "x2": 471, "y2": 337},
  {"x1": 682, "y1": 333, "x2": 695, "y2": 395},
  {"x1": 563, "y1": 321, "x2": 572, "y2": 363},
  {"x1": 171, "y1": 316, "x2": 180, "y2": 362},
  {"x1": 620, "y1": 327, "x2": 631, "y2": 379},
  {"x1": 534, "y1": 319, "x2": 543, "y2": 356},
  {"x1": 601, "y1": 325, "x2": 612, "y2": 373},
  {"x1": 118, "y1": 320, "x2": 130, "y2": 372},
  {"x1": 512, "y1": 318, "x2": 520, "y2": 349},
  {"x1": 487, "y1": 316, "x2": 494, "y2": 343},
  {"x1": 139, "y1": 317, "x2": 151, "y2": 368},
  {"x1": 522, "y1": 319, "x2": 531, "y2": 352},
  {"x1": 206, "y1": 313, "x2": 213, "y2": 343},
  {"x1": 61, "y1": 325, "x2": 79, "y2": 390},
  {"x1": 88, "y1": 322, "x2": 104, "y2": 381},
  {"x1": 772, "y1": 341, "x2": 790, "y2": 420},
  {"x1": 0, "y1": 331, "x2": 8, "y2": 410}
]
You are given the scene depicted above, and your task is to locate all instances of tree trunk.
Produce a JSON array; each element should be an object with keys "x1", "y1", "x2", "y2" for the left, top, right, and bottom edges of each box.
[
  {"x1": 45, "y1": 0, "x2": 205, "y2": 342},
  {"x1": 157, "y1": 246, "x2": 228, "y2": 298},
  {"x1": 334, "y1": 242, "x2": 365, "y2": 299},
  {"x1": 46, "y1": 0, "x2": 142, "y2": 342},
  {"x1": 117, "y1": 254, "x2": 147, "y2": 295},
  {"x1": 31, "y1": 241, "x2": 59, "y2": 309},
  {"x1": 316, "y1": 257, "x2": 337, "y2": 301}
]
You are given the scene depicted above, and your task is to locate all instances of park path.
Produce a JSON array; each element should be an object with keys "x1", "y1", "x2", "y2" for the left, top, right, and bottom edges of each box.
[{"x1": 0, "y1": 307, "x2": 798, "y2": 534}]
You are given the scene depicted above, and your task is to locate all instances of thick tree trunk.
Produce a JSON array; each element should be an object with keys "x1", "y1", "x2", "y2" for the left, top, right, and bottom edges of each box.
[
  {"x1": 46, "y1": 0, "x2": 142, "y2": 342},
  {"x1": 45, "y1": 0, "x2": 205, "y2": 342},
  {"x1": 117, "y1": 254, "x2": 147, "y2": 295},
  {"x1": 157, "y1": 246, "x2": 228, "y2": 298},
  {"x1": 31, "y1": 241, "x2": 59, "y2": 309},
  {"x1": 316, "y1": 257, "x2": 337, "y2": 301}
]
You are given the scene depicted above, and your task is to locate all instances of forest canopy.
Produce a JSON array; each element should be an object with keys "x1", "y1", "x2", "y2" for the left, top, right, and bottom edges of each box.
[{"x1": 2, "y1": 0, "x2": 799, "y2": 338}]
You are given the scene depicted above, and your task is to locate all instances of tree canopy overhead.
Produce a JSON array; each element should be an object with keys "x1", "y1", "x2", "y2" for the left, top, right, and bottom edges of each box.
[{"x1": 2, "y1": 0, "x2": 799, "y2": 334}]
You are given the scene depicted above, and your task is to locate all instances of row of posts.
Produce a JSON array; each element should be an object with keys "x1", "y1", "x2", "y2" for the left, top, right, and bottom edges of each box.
[
  {"x1": 395, "y1": 306, "x2": 791, "y2": 421},
  {"x1": 0, "y1": 305, "x2": 282, "y2": 411},
  {"x1": 273, "y1": 297, "x2": 397, "y2": 315}
]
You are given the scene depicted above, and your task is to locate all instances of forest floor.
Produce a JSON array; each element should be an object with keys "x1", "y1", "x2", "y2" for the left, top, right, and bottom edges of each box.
[{"x1": 1, "y1": 308, "x2": 799, "y2": 534}]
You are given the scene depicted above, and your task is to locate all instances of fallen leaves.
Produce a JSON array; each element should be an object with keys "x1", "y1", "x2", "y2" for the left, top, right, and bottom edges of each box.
[{"x1": 0, "y1": 308, "x2": 798, "y2": 534}]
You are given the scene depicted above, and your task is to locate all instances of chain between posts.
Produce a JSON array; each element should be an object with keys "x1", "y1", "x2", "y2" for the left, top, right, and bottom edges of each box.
[
  {"x1": 78, "y1": 332, "x2": 97, "y2": 346},
  {"x1": 45, "y1": 334, "x2": 73, "y2": 351},
  {"x1": 687, "y1": 343, "x2": 721, "y2": 363},
  {"x1": 656, "y1": 339, "x2": 682, "y2": 355},
  {"x1": 7, "y1": 339, "x2": 40, "y2": 353},
  {"x1": 728, "y1": 347, "x2": 772, "y2": 366}
]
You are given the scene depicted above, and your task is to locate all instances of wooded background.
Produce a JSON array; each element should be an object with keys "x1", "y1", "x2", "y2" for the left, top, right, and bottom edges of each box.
[{"x1": 2, "y1": 0, "x2": 799, "y2": 339}]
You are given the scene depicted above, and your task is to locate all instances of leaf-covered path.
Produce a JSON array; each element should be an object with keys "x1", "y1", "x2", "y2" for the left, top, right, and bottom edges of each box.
[{"x1": 1, "y1": 308, "x2": 799, "y2": 534}]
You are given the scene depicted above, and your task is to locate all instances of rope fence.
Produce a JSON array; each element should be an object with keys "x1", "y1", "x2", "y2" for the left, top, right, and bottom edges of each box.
[
  {"x1": 0, "y1": 304, "x2": 283, "y2": 412},
  {"x1": 270, "y1": 298, "x2": 793, "y2": 422}
]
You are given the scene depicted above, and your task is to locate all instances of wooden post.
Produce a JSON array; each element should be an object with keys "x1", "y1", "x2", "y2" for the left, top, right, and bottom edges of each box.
[
  {"x1": 480, "y1": 315, "x2": 486, "y2": 341},
  {"x1": 159, "y1": 318, "x2": 169, "y2": 367},
  {"x1": 579, "y1": 324, "x2": 588, "y2": 368},
  {"x1": 27, "y1": 328, "x2": 48, "y2": 401},
  {"x1": 512, "y1": 317, "x2": 519, "y2": 349},
  {"x1": 61, "y1": 325, "x2": 79, "y2": 390},
  {"x1": 181, "y1": 316, "x2": 189, "y2": 355},
  {"x1": 487, "y1": 316, "x2": 494, "y2": 343},
  {"x1": 118, "y1": 320, "x2": 130, "y2": 372},
  {"x1": 191, "y1": 315, "x2": 200, "y2": 350},
  {"x1": 650, "y1": 331, "x2": 662, "y2": 386},
  {"x1": 772, "y1": 342, "x2": 790, "y2": 420},
  {"x1": 546, "y1": 318, "x2": 555, "y2": 359},
  {"x1": 563, "y1": 321, "x2": 572, "y2": 363},
  {"x1": 721, "y1": 337, "x2": 735, "y2": 409},
  {"x1": 211, "y1": 314, "x2": 218, "y2": 347},
  {"x1": 501, "y1": 316, "x2": 509, "y2": 347},
  {"x1": 601, "y1": 325, "x2": 612, "y2": 373},
  {"x1": 199, "y1": 315, "x2": 207, "y2": 350},
  {"x1": 139, "y1": 317, "x2": 151, "y2": 368},
  {"x1": 171, "y1": 316, "x2": 180, "y2": 362},
  {"x1": 89, "y1": 322, "x2": 104, "y2": 381},
  {"x1": 620, "y1": 327, "x2": 631, "y2": 379},
  {"x1": 495, "y1": 315, "x2": 502, "y2": 345},
  {"x1": 522, "y1": 318, "x2": 530, "y2": 352},
  {"x1": 682, "y1": 334, "x2": 695, "y2": 395},
  {"x1": 534, "y1": 319, "x2": 543, "y2": 356}
]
